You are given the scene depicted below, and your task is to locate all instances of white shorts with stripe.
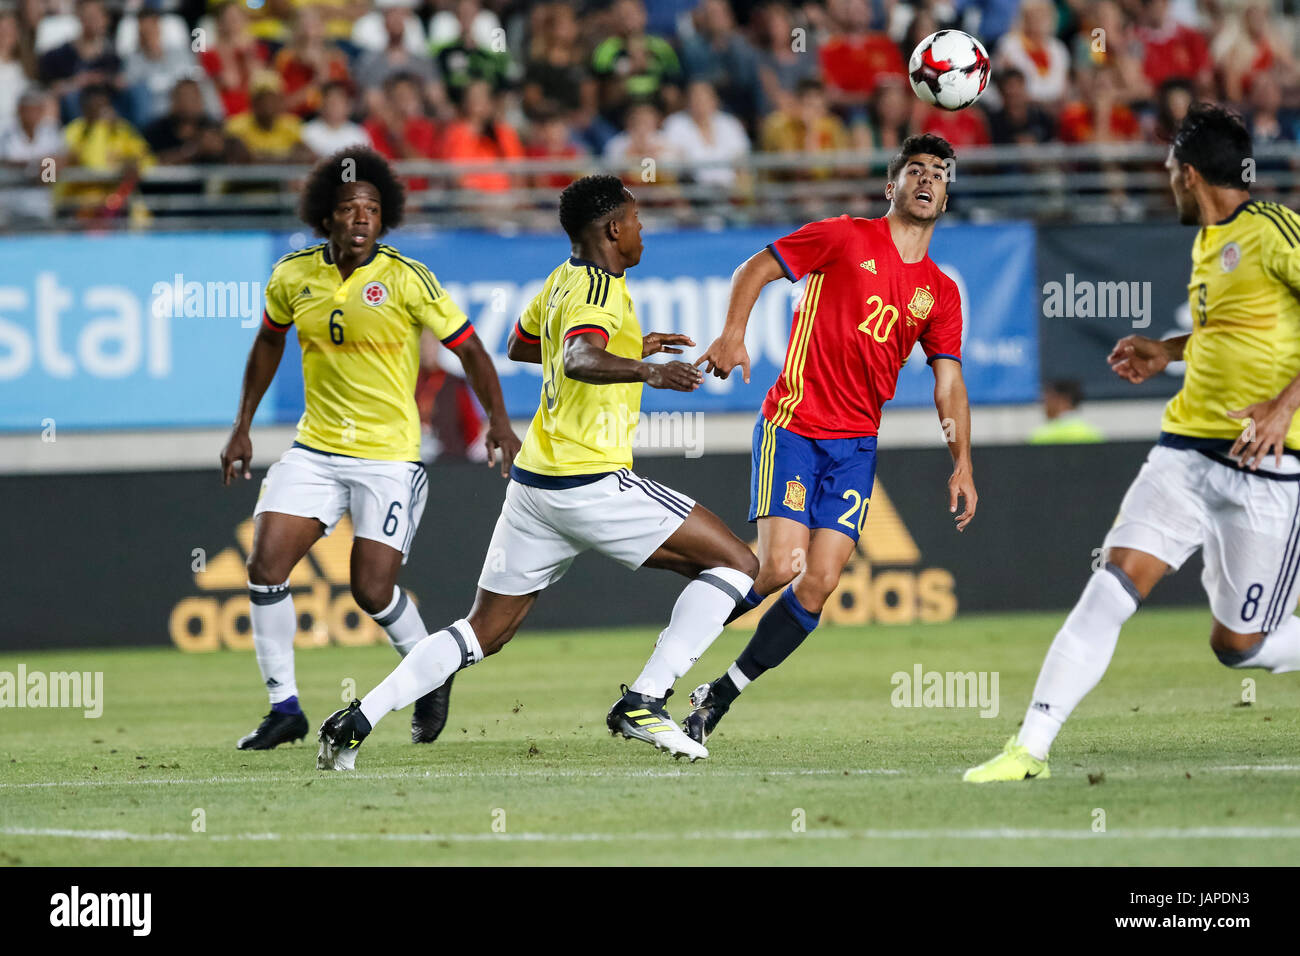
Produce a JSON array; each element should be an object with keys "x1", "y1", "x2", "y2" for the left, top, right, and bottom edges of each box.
[
  {"x1": 1102, "y1": 445, "x2": 1300, "y2": 633},
  {"x1": 477, "y1": 467, "x2": 695, "y2": 595},
  {"x1": 255, "y1": 444, "x2": 428, "y2": 562}
]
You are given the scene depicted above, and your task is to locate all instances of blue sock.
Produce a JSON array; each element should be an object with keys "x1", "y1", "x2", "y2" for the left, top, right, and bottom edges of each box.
[
  {"x1": 735, "y1": 588, "x2": 820, "y2": 682},
  {"x1": 271, "y1": 695, "x2": 302, "y2": 716},
  {"x1": 723, "y1": 586, "x2": 764, "y2": 626}
]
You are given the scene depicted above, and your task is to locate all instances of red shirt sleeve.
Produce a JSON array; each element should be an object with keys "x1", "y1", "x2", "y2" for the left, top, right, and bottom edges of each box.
[
  {"x1": 767, "y1": 215, "x2": 853, "y2": 282},
  {"x1": 920, "y1": 272, "x2": 963, "y2": 364}
]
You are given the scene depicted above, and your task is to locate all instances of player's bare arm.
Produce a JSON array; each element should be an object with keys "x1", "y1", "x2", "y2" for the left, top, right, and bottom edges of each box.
[
  {"x1": 506, "y1": 325, "x2": 542, "y2": 364},
  {"x1": 932, "y1": 357, "x2": 977, "y2": 531},
  {"x1": 220, "y1": 324, "x2": 287, "y2": 485},
  {"x1": 1107, "y1": 333, "x2": 1187, "y2": 384},
  {"x1": 1228, "y1": 370, "x2": 1300, "y2": 471},
  {"x1": 564, "y1": 331, "x2": 703, "y2": 391},
  {"x1": 642, "y1": 332, "x2": 694, "y2": 358},
  {"x1": 695, "y1": 248, "x2": 786, "y2": 382},
  {"x1": 449, "y1": 331, "x2": 521, "y2": 477}
]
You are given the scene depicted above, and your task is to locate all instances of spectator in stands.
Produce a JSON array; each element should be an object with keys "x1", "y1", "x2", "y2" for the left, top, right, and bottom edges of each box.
[
  {"x1": 995, "y1": 0, "x2": 1071, "y2": 107},
  {"x1": 1071, "y1": 0, "x2": 1148, "y2": 104},
  {"x1": 1028, "y1": 379, "x2": 1104, "y2": 444},
  {"x1": 225, "y1": 70, "x2": 312, "y2": 162},
  {"x1": 0, "y1": 11, "x2": 30, "y2": 129},
  {"x1": 352, "y1": 0, "x2": 427, "y2": 56},
  {"x1": 1212, "y1": 2, "x2": 1298, "y2": 104},
  {"x1": 988, "y1": 67, "x2": 1056, "y2": 144},
  {"x1": 363, "y1": 71, "x2": 440, "y2": 193},
  {"x1": 431, "y1": 0, "x2": 518, "y2": 108},
  {"x1": 272, "y1": 5, "x2": 352, "y2": 118},
  {"x1": 0, "y1": 87, "x2": 64, "y2": 223},
  {"x1": 1247, "y1": 69, "x2": 1297, "y2": 142},
  {"x1": 301, "y1": 79, "x2": 370, "y2": 157},
  {"x1": 662, "y1": 80, "x2": 751, "y2": 190},
  {"x1": 678, "y1": 0, "x2": 760, "y2": 125},
  {"x1": 124, "y1": 8, "x2": 217, "y2": 127},
  {"x1": 591, "y1": 0, "x2": 683, "y2": 124},
  {"x1": 142, "y1": 76, "x2": 237, "y2": 165},
  {"x1": 917, "y1": 99, "x2": 991, "y2": 147},
  {"x1": 522, "y1": 2, "x2": 596, "y2": 119},
  {"x1": 1058, "y1": 64, "x2": 1140, "y2": 142},
  {"x1": 760, "y1": 77, "x2": 849, "y2": 179},
  {"x1": 867, "y1": 76, "x2": 911, "y2": 153},
  {"x1": 952, "y1": 0, "x2": 1022, "y2": 51},
  {"x1": 1134, "y1": 0, "x2": 1212, "y2": 98},
  {"x1": 818, "y1": 0, "x2": 906, "y2": 120},
  {"x1": 61, "y1": 82, "x2": 154, "y2": 212},
  {"x1": 753, "y1": 1, "x2": 820, "y2": 118},
  {"x1": 1148, "y1": 76, "x2": 1192, "y2": 143},
  {"x1": 199, "y1": 2, "x2": 268, "y2": 119},
  {"x1": 13, "y1": 0, "x2": 45, "y2": 80},
  {"x1": 354, "y1": 3, "x2": 444, "y2": 114},
  {"x1": 602, "y1": 99, "x2": 681, "y2": 187},
  {"x1": 524, "y1": 106, "x2": 585, "y2": 190},
  {"x1": 39, "y1": 0, "x2": 124, "y2": 122},
  {"x1": 442, "y1": 78, "x2": 524, "y2": 192}
]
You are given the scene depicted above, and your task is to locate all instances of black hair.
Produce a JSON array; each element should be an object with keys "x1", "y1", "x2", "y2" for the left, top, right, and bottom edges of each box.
[
  {"x1": 1171, "y1": 102, "x2": 1253, "y2": 188},
  {"x1": 1046, "y1": 378, "x2": 1084, "y2": 407},
  {"x1": 887, "y1": 133, "x2": 956, "y2": 181},
  {"x1": 297, "y1": 146, "x2": 405, "y2": 236},
  {"x1": 558, "y1": 174, "x2": 629, "y2": 242}
]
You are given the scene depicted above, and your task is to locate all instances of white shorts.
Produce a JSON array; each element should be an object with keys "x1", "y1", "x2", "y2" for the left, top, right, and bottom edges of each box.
[
  {"x1": 1103, "y1": 445, "x2": 1300, "y2": 633},
  {"x1": 477, "y1": 468, "x2": 695, "y2": 595},
  {"x1": 255, "y1": 445, "x2": 428, "y2": 561}
]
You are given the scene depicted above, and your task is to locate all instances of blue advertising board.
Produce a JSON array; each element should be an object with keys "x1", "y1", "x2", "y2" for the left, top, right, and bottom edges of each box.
[{"x1": 0, "y1": 223, "x2": 1037, "y2": 431}]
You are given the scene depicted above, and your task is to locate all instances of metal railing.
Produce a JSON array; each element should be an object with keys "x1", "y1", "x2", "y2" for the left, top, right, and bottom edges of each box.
[{"x1": 2, "y1": 142, "x2": 1296, "y2": 232}]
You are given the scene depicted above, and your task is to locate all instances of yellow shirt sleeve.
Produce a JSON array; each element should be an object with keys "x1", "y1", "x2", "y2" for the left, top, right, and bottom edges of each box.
[
  {"x1": 561, "y1": 301, "x2": 620, "y2": 344},
  {"x1": 515, "y1": 289, "x2": 543, "y2": 343},
  {"x1": 263, "y1": 262, "x2": 293, "y2": 330},
  {"x1": 1264, "y1": 213, "x2": 1300, "y2": 295},
  {"x1": 403, "y1": 260, "x2": 472, "y2": 346}
]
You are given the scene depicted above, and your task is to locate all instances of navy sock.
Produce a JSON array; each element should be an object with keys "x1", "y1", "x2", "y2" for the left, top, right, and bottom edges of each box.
[
  {"x1": 723, "y1": 586, "x2": 764, "y2": 626},
  {"x1": 735, "y1": 588, "x2": 820, "y2": 683},
  {"x1": 271, "y1": 695, "x2": 301, "y2": 716}
]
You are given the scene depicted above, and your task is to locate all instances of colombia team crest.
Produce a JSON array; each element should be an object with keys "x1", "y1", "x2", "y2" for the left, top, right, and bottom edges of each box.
[
  {"x1": 783, "y1": 479, "x2": 807, "y2": 512},
  {"x1": 907, "y1": 287, "x2": 935, "y2": 323},
  {"x1": 362, "y1": 281, "x2": 389, "y2": 306}
]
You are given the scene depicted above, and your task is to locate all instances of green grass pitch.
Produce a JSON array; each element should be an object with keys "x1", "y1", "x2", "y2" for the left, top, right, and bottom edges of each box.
[{"x1": 2, "y1": 608, "x2": 1298, "y2": 865}]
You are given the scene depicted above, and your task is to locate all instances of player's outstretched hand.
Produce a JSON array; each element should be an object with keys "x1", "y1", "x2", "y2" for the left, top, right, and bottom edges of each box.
[
  {"x1": 642, "y1": 332, "x2": 695, "y2": 358},
  {"x1": 1228, "y1": 398, "x2": 1294, "y2": 471},
  {"x1": 1108, "y1": 335, "x2": 1170, "y2": 384},
  {"x1": 694, "y1": 336, "x2": 750, "y2": 383},
  {"x1": 485, "y1": 419, "x2": 522, "y2": 478},
  {"x1": 220, "y1": 429, "x2": 253, "y2": 486},
  {"x1": 646, "y1": 360, "x2": 704, "y2": 392},
  {"x1": 948, "y1": 467, "x2": 977, "y2": 532}
]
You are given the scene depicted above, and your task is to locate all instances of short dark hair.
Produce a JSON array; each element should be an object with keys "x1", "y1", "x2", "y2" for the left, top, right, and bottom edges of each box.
[
  {"x1": 887, "y1": 133, "x2": 956, "y2": 181},
  {"x1": 558, "y1": 174, "x2": 629, "y2": 242},
  {"x1": 1171, "y1": 102, "x2": 1252, "y2": 188},
  {"x1": 297, "y1": 146, "x2": 405, "y2": 236},
  {"x1": 1046, "y1": 378, "x2": 1084, "y2": 407}
]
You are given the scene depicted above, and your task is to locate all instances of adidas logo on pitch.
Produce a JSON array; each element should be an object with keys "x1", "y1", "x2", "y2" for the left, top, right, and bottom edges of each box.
[{"x1": 170, "y1": 516, "x2": 412, "y2": 653}]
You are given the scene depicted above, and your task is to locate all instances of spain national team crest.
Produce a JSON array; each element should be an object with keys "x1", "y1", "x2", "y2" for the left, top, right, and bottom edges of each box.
[
  {"x1": 362, "y1": 281, "x2": 388, "y2": 306},
  {"x1": 783, "y1": 479, "x2": 807, "y2": 512},
  {"x1": 1220, "y1": 242, "x2": 1241, "y2": 273},
  {"x1": 907, "y1": 287, "x2": 935, "y2": 323}
]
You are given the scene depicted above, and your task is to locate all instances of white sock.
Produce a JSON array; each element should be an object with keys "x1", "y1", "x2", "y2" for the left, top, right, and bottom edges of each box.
[
  {"x1": 1017, "y1": 566, "x2": 1140, "y2": 759},
  {"x1": 1223, "y1": 616, "x2": 1300, "y2": 674},
  {"x1": 359, "y1": 618, "x2": 483, "y2": 727},
  {"x1": 726, "y1": 662, "x2": 751, "y2": 693},
  {"x1": 369, "y1": 586, "x2": 428, "y2": 657},
  {"x1": 249, "y1": 580, "x2": 297, "y2": 704},
  {"x1": 630, "y1": 567, "x2": 756, "y2": 699}
]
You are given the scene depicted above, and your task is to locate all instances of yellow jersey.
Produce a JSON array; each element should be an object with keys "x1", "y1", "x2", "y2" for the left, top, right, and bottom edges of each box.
[
  {"x1": 511, "y1": 257, "x2": 642, "y2": 481},
  {"x1": 263, "y1": 241, "x2": 473, "y2": 462},
  {"x1": 1162, "y1": 200, "x2": 1300, "y2": 451}
]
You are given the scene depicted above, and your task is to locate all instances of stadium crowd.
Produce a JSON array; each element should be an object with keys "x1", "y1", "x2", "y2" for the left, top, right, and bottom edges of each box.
[{"x1": 0, "y1": 0, "x2": 1297, "y2": 219}]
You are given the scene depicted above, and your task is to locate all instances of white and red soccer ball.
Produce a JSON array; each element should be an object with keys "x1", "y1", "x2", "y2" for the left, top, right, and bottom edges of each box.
[{"x1": 908, "y1": 30, "x2": 991, "y2": 111}]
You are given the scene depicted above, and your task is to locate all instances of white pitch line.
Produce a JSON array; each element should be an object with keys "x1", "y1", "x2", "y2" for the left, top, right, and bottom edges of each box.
[
  {"x1": 0, "y1": 767, "x2": 903, "y2": 790},
  {"x1": 1208, "y1": 765, "x2": 1300, "y2": 772},
  {"x1": 5, "y1": 825, "x2": 1300, "y2": 843}
]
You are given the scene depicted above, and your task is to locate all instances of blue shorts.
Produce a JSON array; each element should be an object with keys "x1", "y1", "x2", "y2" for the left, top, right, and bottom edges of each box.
[{"x1": 748, "y1": 415, "x2": 878, "y2": 542}]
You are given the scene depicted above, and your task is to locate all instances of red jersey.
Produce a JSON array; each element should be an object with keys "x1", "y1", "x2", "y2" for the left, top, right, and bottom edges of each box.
[{"x1": 762, "y1": 215, "x2": 963, "y2": 439}]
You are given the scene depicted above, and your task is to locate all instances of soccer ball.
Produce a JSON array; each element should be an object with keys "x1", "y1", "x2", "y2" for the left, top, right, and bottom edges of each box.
[{"x1": 908, "y1": 30, "x2": 991, "y2": 111}]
